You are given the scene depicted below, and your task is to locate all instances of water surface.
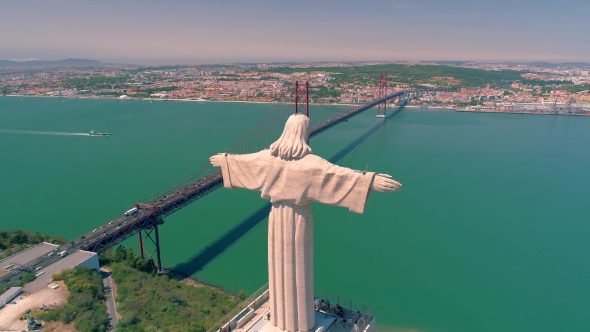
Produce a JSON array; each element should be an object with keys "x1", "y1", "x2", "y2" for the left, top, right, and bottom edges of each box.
[{"x1": 1, "y1": 97, "x2": 589, "y2": 331}]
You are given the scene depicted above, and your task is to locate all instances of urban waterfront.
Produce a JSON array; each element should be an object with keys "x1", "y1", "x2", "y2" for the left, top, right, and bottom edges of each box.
[{"x1": 1, "y1": 97, "x2": 589, "y2": 331}]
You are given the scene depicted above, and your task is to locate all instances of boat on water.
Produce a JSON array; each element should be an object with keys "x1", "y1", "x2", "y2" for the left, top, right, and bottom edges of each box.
[{"x1": 89, "y1": 130, "x2": 110, "y2": 137}]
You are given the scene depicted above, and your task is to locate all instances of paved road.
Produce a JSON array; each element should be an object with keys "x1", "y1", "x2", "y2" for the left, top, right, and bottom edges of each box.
[{"x1": 101, "y1": 270, "x2": 118, "y2": 331}]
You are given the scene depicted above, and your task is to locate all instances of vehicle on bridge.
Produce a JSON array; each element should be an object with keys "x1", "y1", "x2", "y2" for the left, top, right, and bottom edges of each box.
[{"x1": 124, "y1": 207, "x2": 138, "y2": 216}]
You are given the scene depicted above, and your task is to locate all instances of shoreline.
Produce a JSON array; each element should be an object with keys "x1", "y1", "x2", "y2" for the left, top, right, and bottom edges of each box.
[
  {"x1": 1, "y1": 94, "x2": 378, "y2": 107},
  {"x1": 12, "y1": 95, "x2": 584, "y2": 115},
  {"x1": 166, "y1": 268, "x2": 240, "y2": 296},
  {"x1": 456, "y1": 109, "x2": 590, "y2": 116}
]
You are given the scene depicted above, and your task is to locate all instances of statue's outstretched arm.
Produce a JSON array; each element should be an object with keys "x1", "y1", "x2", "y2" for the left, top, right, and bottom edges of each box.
[
  {"x1": 371, "y1": 173, "x2": 402, "y2": 192},
  {"x1": 210, "y1": 154, "x2": 223, "y2": 167}
]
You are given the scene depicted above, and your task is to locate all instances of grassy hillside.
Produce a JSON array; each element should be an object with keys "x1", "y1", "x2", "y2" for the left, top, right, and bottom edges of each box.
[
  {"x1": 102, "y1": 246, "x2": 243, "y2": 332},
  {"x1": 266, "y1": 63, "x2": 523, "y2": 88},
  {"x1": 38, "y1": 267, "x2": 110, "y2": 332}
]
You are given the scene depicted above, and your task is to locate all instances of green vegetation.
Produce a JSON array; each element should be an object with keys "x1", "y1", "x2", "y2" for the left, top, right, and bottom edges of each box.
[
  {"x1": 101, "y1": 246, "x2": 242, "y2": 332},
  {"x1": 312, "y1": 86, "x2": 342, "y2": 99},
  {"x1": 546, "y1": 84, "x2": 590, "y2": 94},
  {"x1": 141, "y1": 86, "x2": 178, "y2": 94},
  {"x1": 521, "y1": 79, "x2": 573, "y2": 87},
  {"x1": 0, "y1": 230, "x2": 66, "y2": 260},
  {"x1": 265, "y1": 64, "x2": 523, "y2": 88},
  {"x1": 37, "y1": 267, "x2": 110, "y2": 332},
  {"x1": 19, "y1": 272, "x2": 36, "y2": 286},
  {"x1": 60, "y1": 76, "x2": 130, "y2": 89},
  {"x1": 100, "y1": 246, "x2": 157, "y2": 273}
]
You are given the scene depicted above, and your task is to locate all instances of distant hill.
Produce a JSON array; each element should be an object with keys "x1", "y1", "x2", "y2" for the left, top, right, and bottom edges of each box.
[
  {"x1": 429, "y1": 61, "x2": 470, "y2": 66},
  {"x1": 502, "y1": 61, "x2": 590, "y2": 69},
  {"x1": 0, "y1": 58, "x2": 103, "y2": 68}
]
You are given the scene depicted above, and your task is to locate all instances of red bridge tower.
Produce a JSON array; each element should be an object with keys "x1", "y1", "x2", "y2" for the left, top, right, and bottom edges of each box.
[
  {"x1": 376, "y1": 73, "x2": 388, "y2": 118},
  {"x1": 294, "y1": 81, "x2": 309, "y2": 116}
]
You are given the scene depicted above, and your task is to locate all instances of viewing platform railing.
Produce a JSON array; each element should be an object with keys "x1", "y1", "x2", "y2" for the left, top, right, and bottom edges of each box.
[
  {"x1": 207, "y1": 282, "x2": 269, "y2": 332},
  {"x1": 206, "y1": 284, "x2": 376, "y2": 332},
  {"x1": 314, "y1": 290, "x2": 375, "y2": 332}
]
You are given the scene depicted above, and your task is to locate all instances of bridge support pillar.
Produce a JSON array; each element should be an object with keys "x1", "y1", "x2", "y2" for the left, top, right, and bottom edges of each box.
[
  {"x1": 376, "y1": 72, "x2": 388, "y2": 118},
  {"x1": 138, "y1": 231, "x2": 144, "y2": 259},
  {"x1": 154, "y1": 224, "x2": 162, "y2": 272},
  {"x1": 136, "y1": 217, "x2": 164, "y2": 272}
]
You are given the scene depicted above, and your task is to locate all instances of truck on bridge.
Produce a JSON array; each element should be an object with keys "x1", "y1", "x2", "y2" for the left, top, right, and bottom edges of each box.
[{"x1": 124, "y1": 207, "x2": 139, "y2": 216}]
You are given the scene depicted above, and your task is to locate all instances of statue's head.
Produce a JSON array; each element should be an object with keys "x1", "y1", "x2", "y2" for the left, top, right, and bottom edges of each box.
[{"x1": 270, "y1": 113, "x2": 312, "y2": 160}]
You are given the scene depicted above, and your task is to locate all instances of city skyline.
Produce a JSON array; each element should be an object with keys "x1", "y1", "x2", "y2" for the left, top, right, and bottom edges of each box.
[{"x1": 2, "y1": 0, "x2": 589, "y2": 65}]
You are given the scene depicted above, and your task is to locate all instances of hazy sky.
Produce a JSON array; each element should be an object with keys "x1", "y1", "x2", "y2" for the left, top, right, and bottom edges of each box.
[{"x1": 1, "y1": 0, "x2": 589, "y2": 64}]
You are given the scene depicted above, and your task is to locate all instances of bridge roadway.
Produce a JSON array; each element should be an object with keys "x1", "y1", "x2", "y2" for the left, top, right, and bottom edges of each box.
[{"x1": 0, "y1": 89, "x2": 436, "y2": 289}]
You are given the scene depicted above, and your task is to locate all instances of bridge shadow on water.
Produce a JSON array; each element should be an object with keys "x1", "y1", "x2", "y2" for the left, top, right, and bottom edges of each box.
[{"x1": 172, "y1": 107, "x2": 404, "y2": 276}]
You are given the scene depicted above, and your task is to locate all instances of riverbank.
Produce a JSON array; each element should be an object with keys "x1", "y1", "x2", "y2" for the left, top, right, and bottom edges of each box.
[
  {"x1": 2, "y1": 94, "x2": 363, "y2": 107},
  {"x1": 456, "y1": 108, "x2": 590, "y2": 116}
]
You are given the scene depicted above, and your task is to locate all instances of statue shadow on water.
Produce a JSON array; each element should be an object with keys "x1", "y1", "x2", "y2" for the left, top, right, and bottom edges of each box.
[{"x1": 172, "y1": 107, "x2": 404, "y2": 276}]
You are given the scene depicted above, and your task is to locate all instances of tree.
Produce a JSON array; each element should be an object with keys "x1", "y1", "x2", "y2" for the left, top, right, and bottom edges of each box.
[
  {"x1": 20, "y1": 273, "x2": 36, "y2": 285},
  {"x1": 115, "y1": 245, "x2": 128, "y2": 261},
  {"x1": 10, "y1": 230, "x2": 28, "y2": 245}
]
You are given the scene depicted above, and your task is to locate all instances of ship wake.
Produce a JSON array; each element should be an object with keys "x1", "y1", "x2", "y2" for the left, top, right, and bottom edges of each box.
[{"x1": 0, "y1": 129, "x2": 90, "y2": 136}]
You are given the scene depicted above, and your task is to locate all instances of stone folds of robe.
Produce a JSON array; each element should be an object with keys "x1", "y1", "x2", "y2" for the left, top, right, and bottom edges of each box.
[{"x1": 219, "y1": 150, "x2": 374, "y2": 332}]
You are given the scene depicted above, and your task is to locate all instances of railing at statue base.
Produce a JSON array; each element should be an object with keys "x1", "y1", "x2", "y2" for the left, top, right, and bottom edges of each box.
[
  {"x1": 207, "y1": 284, "x2": 376, "y2": 332},
  {"x1": 314, "y1": 290, "x2": 375, "y2": 332},
  {"x1": 207, "y1": 283, "x2": 269, "y2": 332}
]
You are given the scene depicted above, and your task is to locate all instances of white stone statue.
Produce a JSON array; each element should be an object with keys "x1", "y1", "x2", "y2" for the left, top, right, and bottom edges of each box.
[{"x1": 210, "y1": 114, "x2": 401, "y2": 332}]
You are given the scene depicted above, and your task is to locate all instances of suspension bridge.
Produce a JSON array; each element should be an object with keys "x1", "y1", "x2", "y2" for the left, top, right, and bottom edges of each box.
[{"x1": 0, "y1": 75, "x2": 446, "y2": 289}]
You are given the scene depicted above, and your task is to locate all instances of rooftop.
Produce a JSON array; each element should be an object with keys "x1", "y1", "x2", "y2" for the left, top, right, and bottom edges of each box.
[{"x1": 0, "y1": 287, "x2": 23, "y2": 307}]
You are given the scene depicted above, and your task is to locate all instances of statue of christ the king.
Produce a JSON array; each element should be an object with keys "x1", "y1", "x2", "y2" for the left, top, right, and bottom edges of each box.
[{"x1": 210, "y1": 113, "x2": 401, "y2": 332}]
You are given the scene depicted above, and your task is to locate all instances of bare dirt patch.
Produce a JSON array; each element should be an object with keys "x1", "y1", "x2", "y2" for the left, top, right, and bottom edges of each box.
[
  {"x1": 0, "y1": 280, "x2": 68, "y2": 330},
  {"x1": 169, "y1": 269, "x2": 209, "y2": 288},
  {"x1": 180, "y1": 277, "x2": 206, "y2": 288}
]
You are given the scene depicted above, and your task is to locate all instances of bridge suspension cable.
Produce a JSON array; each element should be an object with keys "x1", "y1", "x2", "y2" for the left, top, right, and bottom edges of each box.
[{"x1": 137, "y1": 101, "x2": 296, "y2": 204}]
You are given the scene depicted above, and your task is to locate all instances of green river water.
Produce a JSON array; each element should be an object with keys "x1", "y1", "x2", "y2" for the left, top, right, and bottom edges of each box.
[{"x1": 0, "y1": 97, "x2": 589, "y2": 331}]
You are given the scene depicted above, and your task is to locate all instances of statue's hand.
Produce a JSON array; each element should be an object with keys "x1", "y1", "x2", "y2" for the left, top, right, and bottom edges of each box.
[
  {"x1": 210, "y1": 154, "x2": 223, "y2": 167},
  {"x1": 371, "y1": 173, "x2": 402, "y2": 192}
]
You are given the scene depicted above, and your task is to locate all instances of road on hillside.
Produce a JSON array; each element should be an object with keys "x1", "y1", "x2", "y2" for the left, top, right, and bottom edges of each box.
[{"x1": 101, "y1": 269, "x2": 118, "y2": 331}]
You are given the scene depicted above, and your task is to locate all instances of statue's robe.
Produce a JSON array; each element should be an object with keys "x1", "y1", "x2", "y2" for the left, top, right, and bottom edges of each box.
[{"x1": 219, "y1": 150, "x2": 375, "y2": 332}]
